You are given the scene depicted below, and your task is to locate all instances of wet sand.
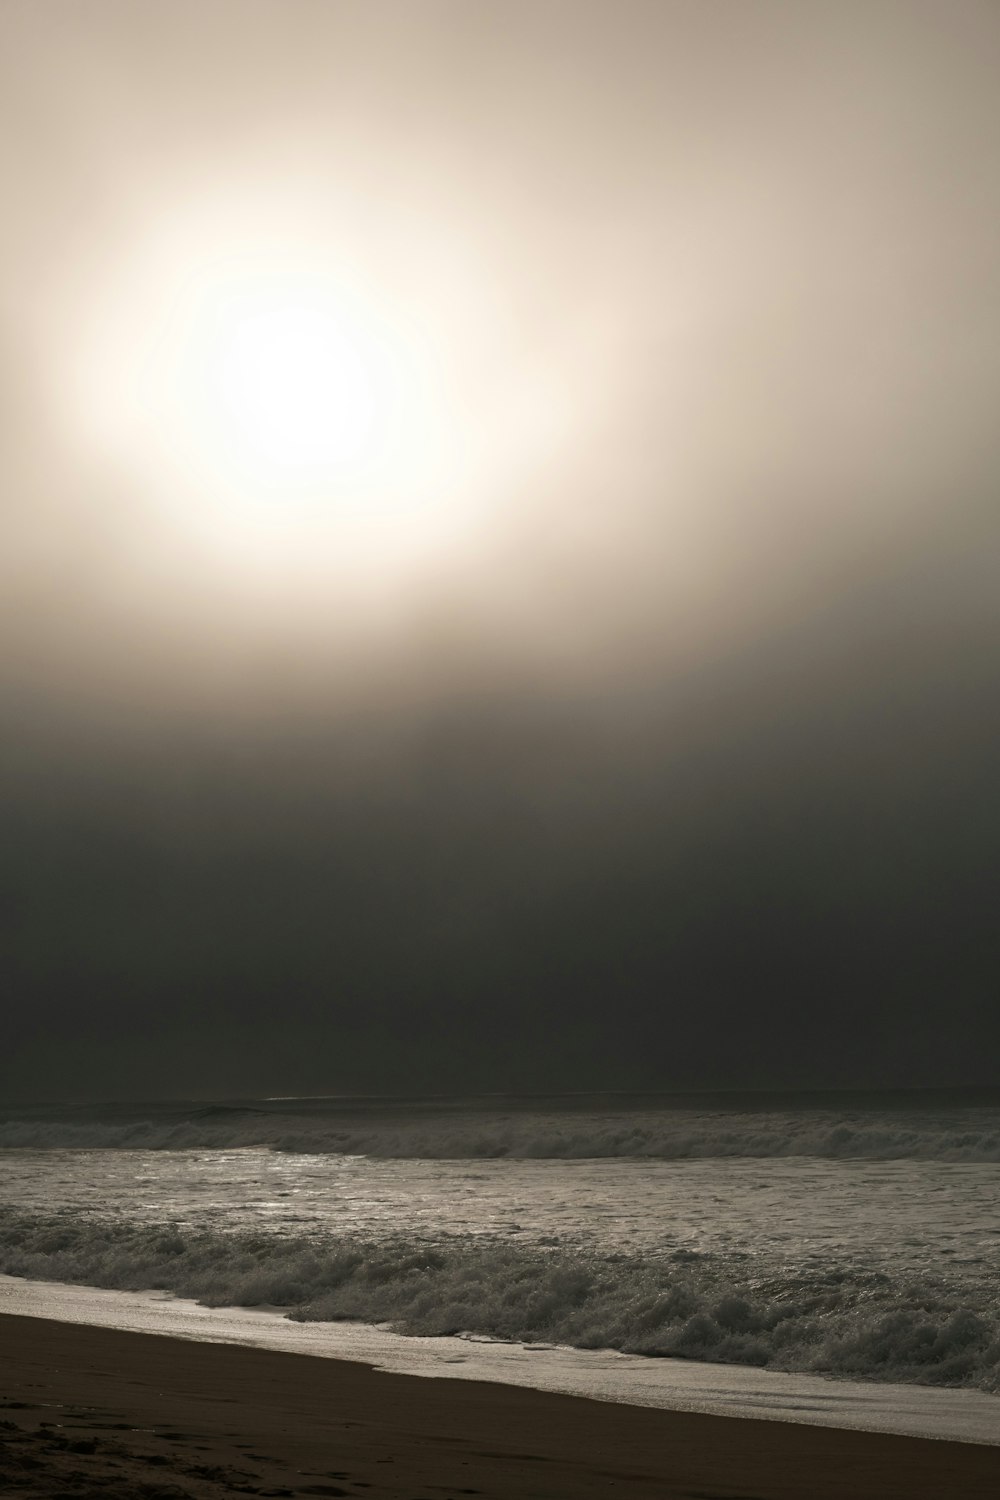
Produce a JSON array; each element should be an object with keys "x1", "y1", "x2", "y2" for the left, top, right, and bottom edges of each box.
[{"x1": 1, "y1": 1313, "x2": 998, "y2": 1499}]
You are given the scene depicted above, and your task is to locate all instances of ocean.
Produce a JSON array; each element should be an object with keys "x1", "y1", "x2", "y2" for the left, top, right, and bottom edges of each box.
[{"x1": 2, "y1": 1090, "x2": 999, "y2": 1441}]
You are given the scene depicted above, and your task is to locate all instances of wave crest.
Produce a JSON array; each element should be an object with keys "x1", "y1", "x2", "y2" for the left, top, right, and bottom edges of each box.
[
  {"x1": 1, "y1": 1210, "x2": 998, "y2": 1392},
  {"x1": 4, "y1": 1107, "x2": 1000, "y2": 1161}
]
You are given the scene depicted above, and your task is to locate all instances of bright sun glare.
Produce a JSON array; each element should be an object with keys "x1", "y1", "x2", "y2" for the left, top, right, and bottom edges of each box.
[
  {"x1": 177, "y1": 270, "x2": 425, "y2": 516},
  {"x1": 209, "y1": 292, "x2": 388, "y2": 478},
  {"x1": 62, "y1": 187, "x2": 579, "y2": 605},
  {"x1": 65, "y1": 199, "x2": 475, "y2": 591}
]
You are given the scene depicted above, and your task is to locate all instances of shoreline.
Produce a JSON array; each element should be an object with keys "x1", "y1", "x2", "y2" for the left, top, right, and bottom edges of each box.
[
  {"x1": 2, "y1": 1312, "x2": 1000, "y2": 1499},
  {"x1": 4, "y1": 1272, "x2": 1000, "y2": 1449}
]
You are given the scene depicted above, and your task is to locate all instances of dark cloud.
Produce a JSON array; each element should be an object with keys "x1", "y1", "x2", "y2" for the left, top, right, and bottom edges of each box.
[{"x1": 4, "y1": 511, "x2": 998, "y2": 1100}]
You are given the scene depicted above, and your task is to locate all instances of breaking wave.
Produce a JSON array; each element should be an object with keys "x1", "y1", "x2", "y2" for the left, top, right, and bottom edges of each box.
[
  {"x1": 4, "y1": 1107, "x2": 1000, "y2": 1161},
  {"x1": 1, "y1": 1210, "x2": 998, "y2": 1393}
]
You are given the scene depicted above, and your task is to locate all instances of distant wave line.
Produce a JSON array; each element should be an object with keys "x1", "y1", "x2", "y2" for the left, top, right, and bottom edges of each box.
[{"x1": 3, "y1": 1107, "x2": 1000, "y2": 1160}]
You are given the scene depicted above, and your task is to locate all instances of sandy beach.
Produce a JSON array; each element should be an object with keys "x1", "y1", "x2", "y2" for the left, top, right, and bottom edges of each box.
[{"x1": 1, "y1": 1314, "x2": 998, "y2": 1499}]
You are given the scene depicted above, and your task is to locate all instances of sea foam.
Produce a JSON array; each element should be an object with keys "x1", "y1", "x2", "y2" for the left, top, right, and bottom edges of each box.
[{"x1": 1, "y1": 1210, "x2": 997, "y2": 1393}]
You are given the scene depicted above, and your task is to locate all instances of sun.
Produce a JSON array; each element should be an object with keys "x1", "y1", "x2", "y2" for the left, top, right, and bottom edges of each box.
[
  {"x1": 209, "y1": 292, "x2": 387, "y2": 479},
  {"x1": 130, "y1": 254, "x2": 440, "y2": 530},
  {"x1": 57, "y1": 184, "x2": 583, "y2": 610},
  {"x1": 64, "y1": 200, "x2": 463, "y2": 588},
  {"x1": 177, "y1": 270, "x2": 422, "y2": 513}
]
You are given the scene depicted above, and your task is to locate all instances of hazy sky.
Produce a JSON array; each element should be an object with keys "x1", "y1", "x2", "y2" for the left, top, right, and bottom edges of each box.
[{"x1": 3, "y1": 1, "x2": 999, "y2": 1100}]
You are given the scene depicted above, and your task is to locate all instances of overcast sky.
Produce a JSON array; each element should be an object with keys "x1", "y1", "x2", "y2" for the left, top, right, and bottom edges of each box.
[{"x1": 2, "y1": 1, "x2": 999, "y2": 1101}]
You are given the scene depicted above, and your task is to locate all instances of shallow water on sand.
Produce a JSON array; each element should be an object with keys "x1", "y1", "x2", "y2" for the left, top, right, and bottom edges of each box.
[{"x1": 3, "y1": 1273, "x2": 999, "y2": 1447}]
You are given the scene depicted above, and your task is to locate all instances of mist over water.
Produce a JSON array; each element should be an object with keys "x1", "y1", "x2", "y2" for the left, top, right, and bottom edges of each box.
[{"x1": 3, "y1": 3, "x2": 1000, "y2": 1104}]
